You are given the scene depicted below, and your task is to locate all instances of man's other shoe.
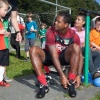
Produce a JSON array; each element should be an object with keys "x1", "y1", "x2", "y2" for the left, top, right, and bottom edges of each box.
[{"x1": 67, "y1": 80, "x2": 76, "y2": 97}]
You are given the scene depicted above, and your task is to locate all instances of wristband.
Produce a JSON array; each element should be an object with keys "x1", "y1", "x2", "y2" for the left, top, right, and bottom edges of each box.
[
  {"x1": 77, "y1": 74, "x2": 82, "y2": 77},
  {"x1": 16, "y1": 31, "x2": 20, "y2": 34}
]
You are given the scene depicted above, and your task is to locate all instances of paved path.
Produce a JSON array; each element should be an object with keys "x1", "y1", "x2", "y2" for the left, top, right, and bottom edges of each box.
[{"x1": 0, "y1": 73, "x2": 100, "y2": 100}]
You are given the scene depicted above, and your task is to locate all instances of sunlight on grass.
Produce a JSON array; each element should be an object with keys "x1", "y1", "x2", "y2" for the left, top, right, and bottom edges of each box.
[{"x1": 6, "y1": 51, "x2": 33, "y2": 79}]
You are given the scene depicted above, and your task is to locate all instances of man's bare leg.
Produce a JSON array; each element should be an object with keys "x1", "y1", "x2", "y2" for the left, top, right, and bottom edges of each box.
[{"x1": 29, "y1": 46, "x2": 49, "y2": 98}]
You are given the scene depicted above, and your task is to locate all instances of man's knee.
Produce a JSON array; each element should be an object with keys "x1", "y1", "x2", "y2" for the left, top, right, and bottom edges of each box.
[{"x1": 29, "y1": 46, "x2": 38, "y2": 55}]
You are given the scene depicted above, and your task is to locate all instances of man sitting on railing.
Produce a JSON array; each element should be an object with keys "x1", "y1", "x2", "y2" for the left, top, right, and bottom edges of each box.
[{"x1": 29, "y1": 11, "x2": 83, "y2": 98}]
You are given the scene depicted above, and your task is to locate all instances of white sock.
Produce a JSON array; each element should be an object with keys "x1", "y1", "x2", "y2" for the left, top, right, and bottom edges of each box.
[{"x1": 0, "y1": 67, "x2": 5, "y2": 81}]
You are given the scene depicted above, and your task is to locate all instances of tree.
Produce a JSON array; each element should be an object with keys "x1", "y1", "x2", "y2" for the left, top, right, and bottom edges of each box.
[{"x1": 18, "y1": 0, "x2": 100, "y2": 26}]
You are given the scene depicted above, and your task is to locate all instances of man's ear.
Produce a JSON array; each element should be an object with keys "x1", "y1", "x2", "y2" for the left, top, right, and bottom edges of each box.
[
  {"x1": 82, "y1": 21, "x2": 85, "y2": 25},
  {"x1": 65, "y1": 23, "x2": 68, "y2": 28}
]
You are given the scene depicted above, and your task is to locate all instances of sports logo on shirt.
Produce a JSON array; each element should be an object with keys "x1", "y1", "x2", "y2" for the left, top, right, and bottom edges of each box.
[
  {"x1": 55, "y1": 35, "x2": 73, "y2": 46},
  {"x1": 55, "y1": 35, "x2": 73, "y2": 52}
]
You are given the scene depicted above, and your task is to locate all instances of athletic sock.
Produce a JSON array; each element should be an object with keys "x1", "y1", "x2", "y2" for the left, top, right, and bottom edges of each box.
[
  {"x1": 68, "y1": 72, "x2": 76, "y2": 81},
  {"x1": 37, "y1": 74, "x2": 48, "y2": 86},
  {"x1": 0, "y1": 67, "x2": 5, "y2": 81},
  {"x1": 44, "y1": 66, "x2": 50, "y2": 74}
]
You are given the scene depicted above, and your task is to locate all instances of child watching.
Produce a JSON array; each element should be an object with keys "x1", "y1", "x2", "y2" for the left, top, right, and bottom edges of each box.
[
  {"x1": 2, "y1": 16, "x2": 12, "y2": 82},
  {"x1": 39, "y1": 23, "x2": 47, "y2": 49},
  {"x1": 24, "y1": 13, "x2": 38, "y2": 61},
  {"x1": 90, "y1": 17, "x2": 100, "y2": 50}
]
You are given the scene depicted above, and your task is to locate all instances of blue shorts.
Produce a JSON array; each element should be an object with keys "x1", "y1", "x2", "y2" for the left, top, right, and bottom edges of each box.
[{"x1": 0, "y1": 49, "x2": 9, "y2": 67}]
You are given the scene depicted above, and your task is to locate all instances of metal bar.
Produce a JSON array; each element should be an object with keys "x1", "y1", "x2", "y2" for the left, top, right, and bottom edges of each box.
[
  {"x1": 56, "y1": 0, "x2": 58, "y2": 16},
  {"x1": 79, "y1": 8, "x2": 100, "y2": 85},
  {"x1": 84, "y1": 14, "x2": 90, "y2": 85},
  {"x1": 79, "y1": 8, "x2": 100, "y2": 16},
  {"x1": 39, "y1": 0, "x2": 71, "y2": 14}
]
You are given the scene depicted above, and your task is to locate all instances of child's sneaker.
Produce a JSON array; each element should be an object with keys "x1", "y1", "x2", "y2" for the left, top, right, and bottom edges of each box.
[
  {"x1": 67, "y1": 80, "x2": 76, "y2": 97},
  {"x1": 0, "y1": 80, "x2": 10, "y2": 87},
  {"x1": 3, "y1": 75, "x2": 12, "y2": 82},
  {"x1": 37, "y1": 84, "x2": 49, "y2": 98}
]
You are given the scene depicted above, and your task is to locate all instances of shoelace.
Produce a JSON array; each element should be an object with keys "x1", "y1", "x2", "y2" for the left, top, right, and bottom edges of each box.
[{"x1": 39, "y1": 84, "x2": 44, "y2": 88}]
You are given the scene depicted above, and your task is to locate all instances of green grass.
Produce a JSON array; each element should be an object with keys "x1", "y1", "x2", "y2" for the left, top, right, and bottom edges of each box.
[
  {"x1": 6, "y1": 51, "x2": 33, "y2": 79},
  {"x1": 91, "y1": 92, "x2": 100, "y2": 100},
  {"x1": 6, "y1": 39, "x2": 41, "y2": 79}
]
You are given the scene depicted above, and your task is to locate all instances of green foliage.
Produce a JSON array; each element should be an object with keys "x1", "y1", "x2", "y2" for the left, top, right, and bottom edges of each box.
[
  {"x1": 59, "y1": 0, "x2": 98, "y2": 25},
  {"x1": 18, "y1": 0, "x2": 100, "y2": 26}
]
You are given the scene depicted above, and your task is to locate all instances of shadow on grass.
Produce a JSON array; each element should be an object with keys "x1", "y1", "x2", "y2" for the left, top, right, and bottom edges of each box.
[
  {"x1": 9, "y1": 52, "x2": 16, "y2": 57},
  {"x1": 9, "y1": 52, "x2": 26, "y2": 60}
]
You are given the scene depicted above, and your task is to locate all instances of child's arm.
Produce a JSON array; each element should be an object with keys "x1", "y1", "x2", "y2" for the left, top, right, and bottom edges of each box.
[
  {"x1": 90, "y1": 42, "x2": 100, "y2": 50},
  {"x1": 0, "y1": 28, "x2": 10, "y2": 37}
]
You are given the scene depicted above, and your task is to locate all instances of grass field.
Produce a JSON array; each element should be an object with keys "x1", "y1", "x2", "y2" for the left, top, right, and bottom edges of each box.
[
  {"x1": 6, "y1": 50, "x2": 33, "y2": 79},
  {"x1": 7, "y1": 39, "x2": 41, "y2": 79}
]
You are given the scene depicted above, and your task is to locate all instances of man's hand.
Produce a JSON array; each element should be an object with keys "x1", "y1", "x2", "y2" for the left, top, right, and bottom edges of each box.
[
  {"x1": 16, "y1": 32, "x2": 22, "y2": 42},
  {"x1": 60, "y1": 76, "x2": 70, "y2": 88},
  {"x1": 73, "y1": 75, "x2": 81, "y2": 88}
]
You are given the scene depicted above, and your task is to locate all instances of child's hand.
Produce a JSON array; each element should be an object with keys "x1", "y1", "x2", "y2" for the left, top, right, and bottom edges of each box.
[
  {"x1": 91, "y1": 47, "x2": 97, "y2": 51},
  {"x1": 30, "y1": 29, "x2": 33, "y2": 32},
  {"x1": 30, "y1": 29, "x2": 37, "y2": 32},
  {"x1": 5, "y1": 32, "x2": 10, "y2": 37},
  {"x1": 40, "y1": 36, "x2": 42, "y2": 38},
  {"x1": 40, "y1": 36, "x2": 45, "y2": 38}
]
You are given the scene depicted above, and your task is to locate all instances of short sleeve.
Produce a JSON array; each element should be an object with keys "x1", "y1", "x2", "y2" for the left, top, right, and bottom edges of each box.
[
  {"x1": 71, "y1": 30, "x2": 80, "y2": 45},
  {"x1": 46, "y1": 28, "x2": 55, "y2": 46},
  {"x1": 74, "y1": 34, "x2": 80, "y2": 45}
]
